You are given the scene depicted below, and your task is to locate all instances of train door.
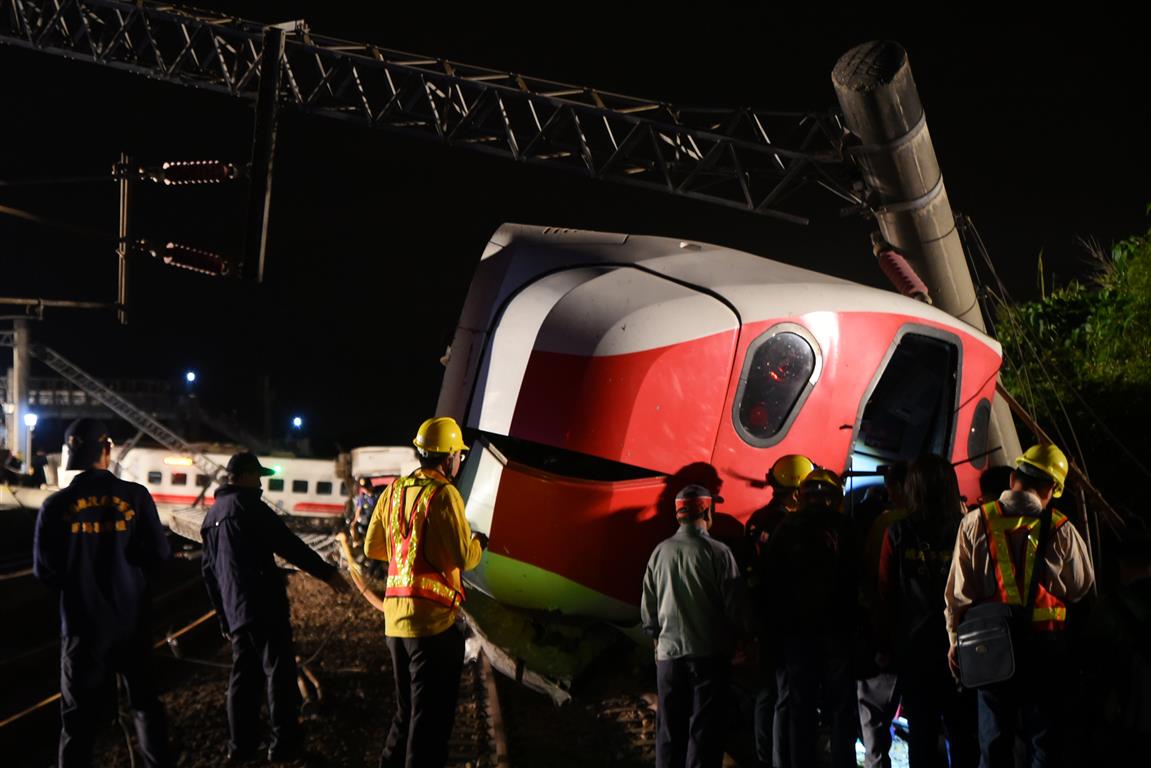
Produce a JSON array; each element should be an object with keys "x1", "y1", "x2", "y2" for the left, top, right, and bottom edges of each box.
[{"x1": 844, "y1": 326, "x2": 961, "y2": 506}]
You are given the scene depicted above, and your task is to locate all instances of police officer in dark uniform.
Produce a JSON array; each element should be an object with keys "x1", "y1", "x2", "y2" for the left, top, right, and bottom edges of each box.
[
  {"x1": 33, "y1": 418, "x2": 173, "y2": 768},
  {"x1": 200, "y1": 452, "x2": 349, "y2": 764}
]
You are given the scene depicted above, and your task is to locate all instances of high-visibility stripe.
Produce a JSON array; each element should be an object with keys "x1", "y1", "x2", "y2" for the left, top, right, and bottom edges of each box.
[
  {"x1": 981, "y1": 501, "x2": 1070, "y2": 630},
  {"x1": 1032, "y1": 605, "x2": 1066, "y2": 622},
  {"x1": 383, "y1": 473, "x2": 463, "y2": 609}
]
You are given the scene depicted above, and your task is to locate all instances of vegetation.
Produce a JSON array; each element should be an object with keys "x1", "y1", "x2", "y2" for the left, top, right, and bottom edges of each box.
[{"x1": 995, "y1": 222, "x2": 1151, "y2": 514}]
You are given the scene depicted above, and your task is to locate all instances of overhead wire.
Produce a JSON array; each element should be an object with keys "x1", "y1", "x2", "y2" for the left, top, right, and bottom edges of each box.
[{"x1": 959, "y1": 216, "x2": 1088, "y2": 467}]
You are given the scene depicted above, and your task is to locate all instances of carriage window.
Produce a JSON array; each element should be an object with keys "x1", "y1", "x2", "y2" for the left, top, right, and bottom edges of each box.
[
  {"x1": 339, "y1": 481, "x2": 347, "y2": 495},
  {"x1": 855, "y1": 333, "x2": 959, "y2": 461},
  {"x1": 292, "y1": 480, "x2": 309, "y2": 494},
  {"x1": 316, "y1": 481, "x2": 333, "y2": 495},
  {"x1": 170, "y1": 473, "x2": 188, "y2": 486},
  {"x1": 968, "y1": 399, "x2": 992, "y2": 469},
  {"x1": 267, "y1": 478, "x2": 284, "y2": 492},
  {"x1": 734, "y1": 330, "x2": 817, "y2": 445},
  {"x1": 195, "y1": 474, "x2": 211, "y2": 488},
  {"x1": 147, "y1": 471, "x2": 163, "y2": 485}
]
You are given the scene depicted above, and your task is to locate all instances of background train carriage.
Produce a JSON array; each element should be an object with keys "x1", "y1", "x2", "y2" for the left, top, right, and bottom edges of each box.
[
  {"x1": 112, "y1": 448, "x2": 348, "y2": 519},
  {"x1": 441, "y1": 224, "x2": 1003, "y2": 623}
]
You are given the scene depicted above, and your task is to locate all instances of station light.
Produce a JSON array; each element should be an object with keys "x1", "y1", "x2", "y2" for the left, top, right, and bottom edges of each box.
[
  {"x1": 23, "y1": 412, "x2": 38, "y2": 429},
  {"x1": 185, "y1": 371, "x2": 197, "y2": 383},
  {"x1": 291, "y1": 416, "x2": 303, "y2": 430}
]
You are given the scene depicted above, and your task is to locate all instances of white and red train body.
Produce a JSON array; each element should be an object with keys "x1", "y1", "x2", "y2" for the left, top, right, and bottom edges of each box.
[
  {"x1": 112, "y1": 448, "x2": 347, "y2": 519},
  {"x1": 440, "y1": 225, "x2": 1004, "y2": 623}
]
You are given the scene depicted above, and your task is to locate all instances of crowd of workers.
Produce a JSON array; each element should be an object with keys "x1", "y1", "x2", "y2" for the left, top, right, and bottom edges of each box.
[
  {"x1": 642, "y1": 446, "x2": 1151, "y2": 768},
  {"x1": 28, "y1": 414, "x2": 1151, "y2": 767}
]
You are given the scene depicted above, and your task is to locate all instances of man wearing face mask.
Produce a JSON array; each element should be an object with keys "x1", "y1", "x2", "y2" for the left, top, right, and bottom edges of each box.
[{"x1": 365, "y1": 416, "x2": 487, "y2": 768}]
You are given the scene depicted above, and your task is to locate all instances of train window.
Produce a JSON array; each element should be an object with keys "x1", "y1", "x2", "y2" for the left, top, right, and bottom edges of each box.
[
  {"x1": 267, "y1": 478, "x2": 284, "y2": 492},
  {"x1": 733, "y1": 327, "x2": 819, "y2": 447},
  {"x1": 195, "y1": 474, "x2": 211, "y2": 488},
  {"x1": 292, "y1": 480, "x2": 308, "y2": 494},
  {"x1": 855, "y1": 332, "x2": 959, "y2": 461},
  {"x1": 339, "y1": 481, "x2": 348, "y2": 495},
  {"x1": 316, "y1": 481, "x2": 333, "y2": 495},
  {"x1": 171, "y1": 473, "x2": 188, "y2": 486},
  {"x1": 968, "y1": 399, "x2": 992, "y2": 469},
  {"x1": 146, "y1": 471, "x2": 163, "y2": 485}
]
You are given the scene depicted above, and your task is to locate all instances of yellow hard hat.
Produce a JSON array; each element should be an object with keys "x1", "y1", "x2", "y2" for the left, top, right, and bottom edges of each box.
[
  {"x1": 413, "y1": 417, "x2": 469, "y2": 456},
  {"x1": 798, "y1": 468, "x2": 844, "y2": 508},
  {"x1": 769, "y1": 454, "x2": 816, "y2": 489},
  {"x1": 1015, "y1": 443, "x2": 1068, "y2": 498},
  {"x1": 800, "y1": 468, "x2": 843, "y2": 492}
]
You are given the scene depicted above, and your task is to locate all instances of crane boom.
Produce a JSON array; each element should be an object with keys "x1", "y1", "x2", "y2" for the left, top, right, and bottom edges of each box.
[{"x1": 0, "y1": 0, "x2": 856, "y2": 223}]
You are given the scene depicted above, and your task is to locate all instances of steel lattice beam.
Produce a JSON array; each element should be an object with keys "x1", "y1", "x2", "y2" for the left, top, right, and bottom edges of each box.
[{"x1": 0, "y1": 0, "x2": 860, "y2": 223}]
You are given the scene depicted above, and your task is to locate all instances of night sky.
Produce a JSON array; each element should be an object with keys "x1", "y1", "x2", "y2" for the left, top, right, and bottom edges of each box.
[{"x1": 3, "y1": 6, "x2": 1148, "y2": 455}]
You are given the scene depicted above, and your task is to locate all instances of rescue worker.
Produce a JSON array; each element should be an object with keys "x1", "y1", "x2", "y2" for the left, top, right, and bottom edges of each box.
[
  {"x1": 200, "y1": 451, "x2": 350, "y2": 764},
  {"x1": 642, "y1": 484, "x2": 747, "y2": 768},
  {"x1": 33, "y1": 418, "x2": 173, "y2": 768},
  {"x1": 745, "y1": 454, "x2": 814, "y2": 768},
  {"x1": 857, "y1": 462, "x2": 909, "y2": 768},
  {"x1": 876, "y1": 455, "x2": 976, "y2": 767},
  {"x1": 765, "y1": 469, "x2": 859, "y2": 768},
  {"x1": 364, "y1": 416, "x2": 487, "y2": 768},
  {"x1": 944, "y1": 443, "x2": 1095, "y2": 767}
]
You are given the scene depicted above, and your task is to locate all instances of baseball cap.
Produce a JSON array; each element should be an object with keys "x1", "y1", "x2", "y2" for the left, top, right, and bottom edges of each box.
[
  {"x1": 64, "y1": 418, "x2": 111, "y2": 470},
  {"x1": 226, "y1": 451, "x2": 275, "y2": 477}
]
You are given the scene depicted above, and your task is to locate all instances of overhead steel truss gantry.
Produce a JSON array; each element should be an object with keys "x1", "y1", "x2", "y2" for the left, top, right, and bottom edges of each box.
[{"x1": 0, "y1": 0, "x2": 861, "y2": 231}]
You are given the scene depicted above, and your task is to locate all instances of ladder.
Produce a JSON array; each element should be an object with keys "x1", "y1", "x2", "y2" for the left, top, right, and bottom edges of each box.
[{"x1": 30, "y1": 344, "x2": 226, "y2": 481}]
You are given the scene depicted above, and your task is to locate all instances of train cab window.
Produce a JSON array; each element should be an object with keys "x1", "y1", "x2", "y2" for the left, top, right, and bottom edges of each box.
[
  {"x1": 855, "y1": 332, "x2": 959, "y2": 462},
  {"x1": 316, "y1": 481, "x2": 333, "y2": 495},
  {"x1": 146, "y1": 471, "x2": 163, "y2": 485},
  {"x1": 267, "y1": 478, "x2": 284, "y2": 492},
  {"x1": 171, "y1": 473, "x2": 188, "y2": 486},
  {"x1": 292, "y1": 480, "x2": 309, "y2": 494},
  {"x1": 968, "y1": 399, "x2": 992, "y2": 469},
  {"x1": 195, "y1": 474, "x2": 211, "y2": 488},
  {"x1": 734, "y1": 327, "x2": 819, "y2": 446}
]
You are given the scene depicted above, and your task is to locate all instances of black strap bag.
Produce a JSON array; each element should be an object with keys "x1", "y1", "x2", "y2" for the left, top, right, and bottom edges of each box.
[
  {"x1": 956, "y1": 509, "x2": 1051, "y2": 689},
  {"x1": 956, "y1": 602, "x2": 1016, "y2": 688}
]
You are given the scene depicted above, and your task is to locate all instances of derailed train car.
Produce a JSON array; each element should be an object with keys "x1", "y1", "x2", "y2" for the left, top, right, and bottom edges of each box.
[{"x1": 439, "y1": 224, "x2": 1002, "y2": 623}]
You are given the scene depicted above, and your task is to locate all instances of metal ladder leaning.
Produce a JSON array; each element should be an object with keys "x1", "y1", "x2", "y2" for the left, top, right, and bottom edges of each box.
[{"x1": 30, "y1": 344, "x2": 226, "y2": 482}]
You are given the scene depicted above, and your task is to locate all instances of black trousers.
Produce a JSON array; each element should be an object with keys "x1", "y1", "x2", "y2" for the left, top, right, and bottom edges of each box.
[
  {"x1": 655, "y1": 655, "x2": 730, "y2": 768},
  {"x1": 782, "y1": 635, "x2": 857, "y2": 768},
  {"x1": 380, "y1": 623, "x2": 466, "y2": 768},
  {"x1": 59, "y1": 634, "x2": 171, "y2": 768},
  {"x1": 228, "y1": 621, "x2": 301, "y2": 754},
  {"x1": 856, "y1": 671, "x2": 899, "y2": 768},
  {"x1": 976, "y1": 633, "x2": 1067, "y2": 768}
]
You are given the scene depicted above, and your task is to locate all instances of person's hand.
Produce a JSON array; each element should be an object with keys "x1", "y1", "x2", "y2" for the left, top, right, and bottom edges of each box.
[
  {"x1": 947, "y1": 644, "x2": 961, "y2": 681},
  {"x1": 473, "y1": 532, "x2": 489, "y2": 551}
]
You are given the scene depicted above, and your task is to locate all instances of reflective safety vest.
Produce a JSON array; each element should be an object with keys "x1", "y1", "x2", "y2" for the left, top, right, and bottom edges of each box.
[
  {"x1": 980, "y1": 501, "x2": 1069, "y2": 630},
  {"x1": 383, "y1": 473, "x2": 465, "y2": 609}
]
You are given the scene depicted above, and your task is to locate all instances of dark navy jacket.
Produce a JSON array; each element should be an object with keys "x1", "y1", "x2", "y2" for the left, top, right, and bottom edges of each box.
[
  {"x1": 201, "y1": 484, "x2": 336, "y2": 634},
  {"x1": 33, "y1": 470, "x2": 171, "y2": 642}
]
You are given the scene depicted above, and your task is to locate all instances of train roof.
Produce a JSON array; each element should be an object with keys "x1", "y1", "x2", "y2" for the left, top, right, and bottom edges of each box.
[{"x1": 480, "y1": 224, "x2": 1000, "y2": 352}]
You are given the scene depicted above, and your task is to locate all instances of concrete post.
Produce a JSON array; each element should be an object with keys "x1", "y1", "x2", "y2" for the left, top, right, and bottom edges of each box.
[
  {"x1": 12, "y1": 319, "x2": 30, "y2": 462},
  {"x1": 832, "y1": 41, "x2": 1021, "y2": 465}
]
